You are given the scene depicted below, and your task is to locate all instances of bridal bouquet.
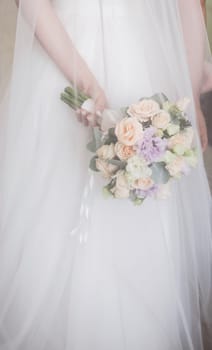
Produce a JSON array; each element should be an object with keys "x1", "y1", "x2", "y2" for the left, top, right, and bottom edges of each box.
[{"x1": 61, "y1": 87, "x2": 198, "y2": 205}]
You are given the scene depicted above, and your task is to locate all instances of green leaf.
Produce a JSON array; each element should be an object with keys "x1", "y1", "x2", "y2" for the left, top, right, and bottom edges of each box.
[
  {"x1": 133, "y1": 198, "x2": 144, "y2": 206},
  {"x1": 104, "y1": 128, "x2": 118, "y2": 145},
  {"x1": 179, "y1": 118, "x2": 192, "y2": 130},
  {"x1": 86, "y1": 127, "x2": 104, "y2": 153},
  {"x1": 102, "y1": 187, "x2": 113, "y2": 198},
  {"x1": 89, "y1": 156, "x2": 99, "y2": 172},
  {"x1": 151, "y1": 93, "x2": 169, "y2": 106},
  {"x1": 151, "y1": 162, "x2": 170, "y2": 184},
  {"x1": 87, "y1": 140, "x2": 97, "y2": 153},
  {"x1": 108, "y1": 159, "x2": 127, "y2": 169},
  {"x1": 93, "y1": 127, "x2": 103, "y2": 149}
]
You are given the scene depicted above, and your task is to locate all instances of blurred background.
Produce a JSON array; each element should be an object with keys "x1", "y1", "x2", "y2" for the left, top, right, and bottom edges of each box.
[{"x1": 0, "y1": 0, "x2": 211, "y2": 190}]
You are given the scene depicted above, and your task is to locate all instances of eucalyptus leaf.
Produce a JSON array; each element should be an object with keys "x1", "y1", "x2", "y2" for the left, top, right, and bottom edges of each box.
[
  {"x1": 87, "y1": 139, "x2": 98, "y2": 153},
  {"x1": 108, "y1": 159, "x2": 127, "y2": 169},
  {"x1": 93, "y1": 127, "x2": 104, "y2": 149},
  {"x1": 151, "y1": 162, "x2": 170, "y2": 184},
  {"x1": 151, "y1": 93, "x2": 169, "y2": 106},
  {"x1": 87, "y1": 127, "x2": 104, "y2": 153},
  {"x1": 104, "y1": 128, "x2": 118, "y2": 145},
  {"x1": 107, "y1": 178, "x2": 116, "y2": 190},
  {"x1": 89, "y1": 156, "x2": 99, "y2": 172}
]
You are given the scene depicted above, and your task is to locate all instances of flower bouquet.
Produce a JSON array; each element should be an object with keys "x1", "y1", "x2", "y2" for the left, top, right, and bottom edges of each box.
[{"x1": 61, "y1": 87, "x2": 198, "y2": 205}]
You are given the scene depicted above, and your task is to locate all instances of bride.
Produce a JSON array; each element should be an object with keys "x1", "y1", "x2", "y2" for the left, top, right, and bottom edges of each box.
[{"x1": 0, "y1": 0, "x2": 212, "y2": 349}]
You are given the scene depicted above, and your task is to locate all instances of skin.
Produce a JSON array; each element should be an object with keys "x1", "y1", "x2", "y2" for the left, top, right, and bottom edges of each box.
[
  {"x1": 200, "y1": 0, "x2": 207, "y2": 22},
  {"x1": 199, "y1": 0, "x2": 209, "y2": 151}
]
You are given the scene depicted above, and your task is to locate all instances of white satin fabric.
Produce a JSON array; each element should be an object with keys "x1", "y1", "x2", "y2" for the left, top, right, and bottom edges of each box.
[{"x1": 0, "y1": 1, "x2": 212, "y2": 349}]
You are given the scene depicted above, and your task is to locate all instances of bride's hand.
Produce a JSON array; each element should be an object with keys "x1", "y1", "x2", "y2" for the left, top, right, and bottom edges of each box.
[
  {"x1": 76, "y1": 78, "x2": 108, "y2": 127},
  {"x1": 196, "y1": 106, "x2": 208, "y2": 152}
]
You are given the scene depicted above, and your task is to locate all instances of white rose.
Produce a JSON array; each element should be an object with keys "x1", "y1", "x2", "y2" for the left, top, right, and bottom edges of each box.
[
  {"x1": 167, "y1": 124, "x2": 180, "y2": 136},
  {"x1": 168, "y1": 130, "x2": 193, "y2": 154},
  {"x1": 126, "y1": 155, "x2": 152, "y2": 181},
  {"x1": 162, "y1": 101, "x2": 173, "y2": 112},
  {"x1": 97, "y1": 144, "x2": 116, "y2": 160},
  {"x1": 111, "y1": 172, "x2": 130, "y2": 199},
  {"x1": 184, "y1": 149, "x2": 198, "y2": 167},
  {"x1": 96, "y1": 159, "x2": 118, "y2": 179},
  {"x1": 166, "y1": 156, "x2": 185, "y2": 178},
  {"x1": 184, "y1": 127, "x2": 194, "y2": 148},
  {"x1": 127, "y1": 99, "x2": 160, "y2": 122},
  {"x1": 152, "y1": 111, "x2": 171, "y2": 130}
]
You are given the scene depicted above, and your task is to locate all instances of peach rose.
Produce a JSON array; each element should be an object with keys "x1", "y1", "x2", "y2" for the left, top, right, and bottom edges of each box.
[
  {"x1": 111, "y1": 172, "x2": 130, "y2": 199},
  {"x1": 127, "y1": 99, "x2": 160, "y2": 122},
  {"x1": 166, "y1": 157, "x2": 185, "y2": 178},
  {"x1": 115, "y1": 117, "x2": 143, "y2": 146},
  {"x1": 115, "y1": 142, "x2": 135, "y2": 160},
  {"x1": 97, "y1": 144, "x2": 116, "y2": 160},
  {"x1": 96, "y1": 159, "x2": 118, "y2": 179},
  {"x1": 133, "y1": 177, "x2": 154, "y2": 191},
  {"x1": 152, "y1": 111, "x2": 171, "y2": 130},
  {"x1": 168, "y1": 131, "x2": 193, "y2": 153}
]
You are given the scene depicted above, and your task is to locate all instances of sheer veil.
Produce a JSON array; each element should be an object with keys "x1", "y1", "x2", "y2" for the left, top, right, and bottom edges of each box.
[{"x1": 0, "y1": 1, "x2": 212, "y2": 349}]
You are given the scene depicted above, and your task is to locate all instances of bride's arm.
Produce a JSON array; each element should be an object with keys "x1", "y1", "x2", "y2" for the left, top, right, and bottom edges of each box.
[
  {"x1": 178, "y1": 0, "x2": 205, "y2": 103},
  {"x1": 178, "y1": 0, "x2": 208, "y2": 150},
  {"x1": 15, "y1": 0, "x2": 107, "y2": 125}
]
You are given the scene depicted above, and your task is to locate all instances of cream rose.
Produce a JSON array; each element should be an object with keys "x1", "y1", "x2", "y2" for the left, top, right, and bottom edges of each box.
[
  {"x1": 96, "y1": 159, "x2": 118, "y2": 179},
  {"x1": 133, "y1": 177, "x2": 154, "y2": 191},
  {"x1": 152, "y1": 111, "x2": 171, "y2": 130},
  {"x1": 126, "y1": 155, "x2": 152, "y2": 181},
  {"x1": 167, "y1": 124, "x2": 180, "y2": 136},
  {"x1": 115, "y1": 142, "x2": 135, "y2": 160},
  {"x1": 115, "y1": 117, "x2": 143, "y2": 146},
  {"x1": 97, "y1": 144, "x2": 116, "y2": 160},
  {"x1": 168, "y1": 131, "x2": 192, "y2": 154},
  {"x1": 127, "y1": 99, "x2": 160, "y2": 122},
  {"x1": 166, "y1": 157, "x2": 185, "y2": 178},
  {"x1": 111, "y1": 172, "x2": 130, "y2": 199}
]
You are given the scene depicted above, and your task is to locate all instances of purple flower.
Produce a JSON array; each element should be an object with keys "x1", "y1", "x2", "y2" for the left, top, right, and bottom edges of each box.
[
  {"x1": 135, "y1": 184, "x2": 159, "y2": 199},
  {"x1": 136, "y1": 127, "x2": 167, "y2": 164}
]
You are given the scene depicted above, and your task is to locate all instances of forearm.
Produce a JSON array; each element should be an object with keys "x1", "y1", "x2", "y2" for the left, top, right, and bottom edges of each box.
[
  {"x1": 16, "y1": 0, "x2": 96, "y2": 90},
  {"x1": 178, "y1": 0, "x2": 205, "y2": 104},
  {"x1": 200, "y1": 0, "x2": 207, "y2": 23}
]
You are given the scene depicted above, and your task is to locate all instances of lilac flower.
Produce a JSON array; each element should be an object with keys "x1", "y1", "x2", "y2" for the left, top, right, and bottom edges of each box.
[
  {"x1": 136, "y1": 127, "x2": 167, "y2": 164},
  {"x1": 135, "y1": 184, "x2": 159, "y2": 199}
]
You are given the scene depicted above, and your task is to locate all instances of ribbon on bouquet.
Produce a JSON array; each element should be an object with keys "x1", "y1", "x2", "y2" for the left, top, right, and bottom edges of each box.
[{"x1": 69, "y1": 170, "x2": 95, "y2": 244}]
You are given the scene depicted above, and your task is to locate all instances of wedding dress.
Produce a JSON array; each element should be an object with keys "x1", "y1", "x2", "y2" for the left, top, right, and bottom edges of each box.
[{"x1": 0, "y1": 0, "x2": 212, "y2": 349}]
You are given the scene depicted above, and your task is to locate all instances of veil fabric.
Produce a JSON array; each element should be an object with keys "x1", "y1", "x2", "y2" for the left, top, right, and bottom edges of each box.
[{"x1": 0, "y1": 1, "x2": 212, "y2": 349}]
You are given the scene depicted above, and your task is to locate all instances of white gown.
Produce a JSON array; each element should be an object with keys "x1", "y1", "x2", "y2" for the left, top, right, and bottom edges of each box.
[{"x1": 0, "y1": 1, "x2": 212, "y2": 349}]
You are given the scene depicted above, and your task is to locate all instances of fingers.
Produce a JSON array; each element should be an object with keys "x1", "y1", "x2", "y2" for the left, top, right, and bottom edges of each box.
[
  {"x1": 199, "y1": 123, "x2": 208, "y2": 152},
  {"x1": 95, "y1": 93, "x2": 108, "y2": 113},
  {"x1": 201, "y1": 133, "x2": 208, "y2": 152},
  {"x1": 75, "y1": 89, "x2": 107, "y2": 128},
  {"x1": 76, "y1": 109, "x2": 96, "y2": 127}
]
